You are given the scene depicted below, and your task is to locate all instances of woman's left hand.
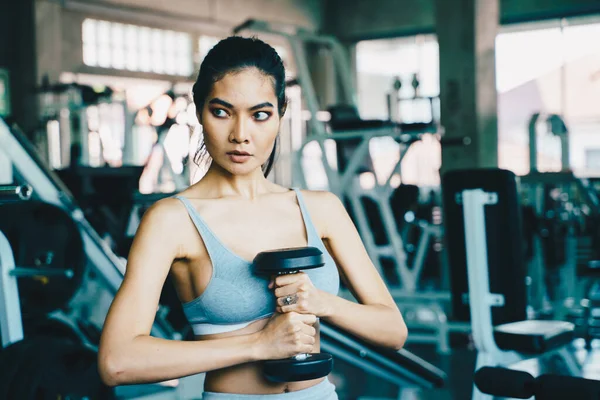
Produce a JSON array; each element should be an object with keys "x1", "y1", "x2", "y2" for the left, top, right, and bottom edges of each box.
[{"x1": 269, "y1": 272, "x2": 331, "y2": 317}]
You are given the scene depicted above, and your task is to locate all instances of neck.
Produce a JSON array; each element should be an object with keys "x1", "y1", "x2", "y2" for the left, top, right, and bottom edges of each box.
[{"x1": 200, "y1": 163, "x2": 273, "y2": 200}]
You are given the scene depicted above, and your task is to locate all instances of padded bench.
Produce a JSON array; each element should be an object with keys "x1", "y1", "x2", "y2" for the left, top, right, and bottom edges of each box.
[{"x1": 493, "y1": 320, "x2": 575, "y2": 354}]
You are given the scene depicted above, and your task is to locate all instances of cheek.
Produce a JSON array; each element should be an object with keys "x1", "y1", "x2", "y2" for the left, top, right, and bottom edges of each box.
[
  {"x1": 201, "y1": 120, "x2": 226, "y2": 146},
  {"x1": 256, "y1": 121, "x2": 280, "y2": 147}
]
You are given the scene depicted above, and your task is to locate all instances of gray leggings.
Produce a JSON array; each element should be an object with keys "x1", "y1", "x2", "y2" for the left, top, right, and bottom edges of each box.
[{"x1": 201, "y1": 378, "x2": 338, "y2": 400}]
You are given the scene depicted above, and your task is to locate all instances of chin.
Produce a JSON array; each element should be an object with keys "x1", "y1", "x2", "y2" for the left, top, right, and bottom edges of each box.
[{"x1": 223, "y1": 161, "x2": 262, "y2": 176}]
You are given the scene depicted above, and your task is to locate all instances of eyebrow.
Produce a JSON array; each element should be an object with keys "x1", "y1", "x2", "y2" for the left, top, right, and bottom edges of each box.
[{"x1": 208, "y1": 98, "x2": 274, "y2": 111}]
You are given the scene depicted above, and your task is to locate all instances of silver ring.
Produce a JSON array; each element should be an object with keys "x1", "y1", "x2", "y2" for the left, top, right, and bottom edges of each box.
[{"x1": 283, "y1": 294, "x2": 298, "y2": 306}]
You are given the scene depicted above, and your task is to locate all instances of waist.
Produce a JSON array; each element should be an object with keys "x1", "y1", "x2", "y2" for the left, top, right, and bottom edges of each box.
[{"x1": 204, "y1": 365, "x2": 326, "y2": 395}]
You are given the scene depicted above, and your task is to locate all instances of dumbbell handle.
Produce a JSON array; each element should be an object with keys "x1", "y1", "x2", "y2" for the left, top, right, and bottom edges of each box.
[
  {"x1": 293, "y1": 353, "x2": 311, "y2": 361},
  {"x1": 274, "y1": 275, "x2": 316, "y2": 361},
  {"x1": 275, "y1": 270, "x2": 300, "y2": 275}
]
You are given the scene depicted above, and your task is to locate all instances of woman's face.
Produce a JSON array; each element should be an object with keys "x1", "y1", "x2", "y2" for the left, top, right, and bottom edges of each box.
[{"x1": 200, "y1": 68, "x2": 281, "y2": 176}]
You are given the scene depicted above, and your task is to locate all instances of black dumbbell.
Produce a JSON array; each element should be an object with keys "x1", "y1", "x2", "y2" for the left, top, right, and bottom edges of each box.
[{"x1": 254, "y1": 247, "x2": 333, "y2": 382}]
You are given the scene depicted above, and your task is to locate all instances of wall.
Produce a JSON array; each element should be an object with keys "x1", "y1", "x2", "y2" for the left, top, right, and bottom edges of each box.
[
  {"x1": 89, "y1": 0, "x2": 323, "y2": 28},
  {"x1": 325, "y1": 0, "x2": 600, "y2": 40}
]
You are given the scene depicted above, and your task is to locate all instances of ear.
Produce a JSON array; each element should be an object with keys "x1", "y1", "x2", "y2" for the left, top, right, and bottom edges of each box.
[{"x1": 280, "y1": 100, "x2": 288, "y2": 118}]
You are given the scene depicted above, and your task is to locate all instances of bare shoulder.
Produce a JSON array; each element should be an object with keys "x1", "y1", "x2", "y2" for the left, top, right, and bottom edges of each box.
[
  {"x1": 134, "y1": 196, "x2": 196, "y2": 248},
  {"x1": 140, "y1": 196, "x2": 188, "y2": 228},
  {"x1": 298, "y1": 189, "x2": 344, "y2": 212},
  {"x1": 297, "y1": 190, "x2": 347, "y2": 237},
  {"x1": 128, "y1": 196, "x2": 197, "y2": 262}
]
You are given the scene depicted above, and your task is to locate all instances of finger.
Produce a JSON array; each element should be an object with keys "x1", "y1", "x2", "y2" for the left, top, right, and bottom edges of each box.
[
  {"x1": 300, "y1": 323, "x2": 317, "y2": 337},
  {"x1": 297, "y1": 313, "x2": 317, "y2": 325},
  {"x1": 280, "y1": 304, "x2": 297, "y2": 313},
  {"x1": 298, "y1": 342, "x2": 314, "y2": 354},
  {"x1": 275, "y1": 272, "x2": 306, "y2": 287},
  {"x1": 275, "y1": 283, "x2": 302, "y2": 298}
]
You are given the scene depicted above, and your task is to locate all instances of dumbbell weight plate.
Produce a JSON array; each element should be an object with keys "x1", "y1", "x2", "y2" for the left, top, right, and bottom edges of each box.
[
  {"x1": 263, "y1": 352, "x2": 333, "y2": 383},
  {"x1": 254, "y1": 247, "x2": 324, "y2": 274}
]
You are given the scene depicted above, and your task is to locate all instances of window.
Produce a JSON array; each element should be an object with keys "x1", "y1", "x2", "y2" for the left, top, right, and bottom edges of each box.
[
  {"x1": 355, "y1": 16, "x2": 600, "y2": 180},
  {"x1": 496, "y1": 17, "x2": 600, "y2": 176},
  {"x1": 585, "y1": 149, "x2": 600, "y2": 171},
  {"x1": 82, "y1": 19, "x2": 193, "y2": 77}
]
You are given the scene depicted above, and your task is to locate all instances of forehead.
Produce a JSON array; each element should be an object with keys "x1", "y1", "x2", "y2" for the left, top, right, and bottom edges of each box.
[{"x1": 209, "y1": 68, "x2": 277, "y2": 106}]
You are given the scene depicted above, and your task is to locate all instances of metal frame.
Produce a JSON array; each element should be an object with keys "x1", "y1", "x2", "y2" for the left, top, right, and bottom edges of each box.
[
  {"x1": 528, "y1": 112, "x2": 570, "y2": 173},
  {"x1": 293, "y1": 129, "x2": 415, "y2": 284},
  {"x1": 320, "y1": 322, "x2": 446, "y2": 389},
  {"x1": 0, "y1": 231, "x2": 24, "y2": 347}
]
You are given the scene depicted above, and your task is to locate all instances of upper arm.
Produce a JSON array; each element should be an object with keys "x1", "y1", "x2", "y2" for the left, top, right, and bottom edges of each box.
[
  {"x1": 100, "y1": 198, "x2": 183, "y2": 347},
  {"x1": 317, "y1": 192, "x2": 397, "y2": 309}
]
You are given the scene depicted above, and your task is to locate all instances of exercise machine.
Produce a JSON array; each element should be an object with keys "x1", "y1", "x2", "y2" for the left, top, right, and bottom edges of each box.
[{"x1": 442, "y1": 168, "x2": 581, "y2": 400}]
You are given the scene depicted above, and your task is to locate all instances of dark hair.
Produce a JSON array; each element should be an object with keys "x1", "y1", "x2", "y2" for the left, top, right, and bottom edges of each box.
[{"x1": 192, "y1": 36, "x2": 287, "y2": 177}]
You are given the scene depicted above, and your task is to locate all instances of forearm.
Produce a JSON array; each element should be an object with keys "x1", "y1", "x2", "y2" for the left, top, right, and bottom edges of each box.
[
  {"x1": 99, "y1": 333, "x2": 260, "y2": 386},
  {"x1": 320, "y1": 293, "x2": 407, "y2": 350}
]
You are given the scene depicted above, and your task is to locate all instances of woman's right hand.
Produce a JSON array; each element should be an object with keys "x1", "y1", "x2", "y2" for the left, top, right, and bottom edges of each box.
[{"x1": 255, "y1": 312, "x2": 317, "y2": 360}]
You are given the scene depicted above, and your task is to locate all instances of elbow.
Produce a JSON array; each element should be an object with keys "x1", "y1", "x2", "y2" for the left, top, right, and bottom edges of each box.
[
  {"x1": 392, "y1": 318, "x2": 409, "y2": 351},
  {"x1": 98, "y1": 349, "x2": 130, "y2": 387},
  {"x1": 393, "y1": 327, "x2": 408, "y2": 351}
]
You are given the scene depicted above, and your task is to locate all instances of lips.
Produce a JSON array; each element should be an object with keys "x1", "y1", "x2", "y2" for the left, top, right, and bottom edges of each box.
[{"x1": 227, "y1": 151, "x2": 252, "y2": 163}]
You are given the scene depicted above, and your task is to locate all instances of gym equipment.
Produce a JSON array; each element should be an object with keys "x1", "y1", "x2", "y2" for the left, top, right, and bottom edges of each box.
[
  {"x1": 37, "y1": 80, "x2": 120, "y2": 169},
  {"x1": 442, "y1": 168, "x2": 580, "y2": 400},
  {"x1": 0, "y1": 336, "x2": 113, "y2": 400},
  {"x1": 24, "y1": 316, "x2": 84, "y2": 344},
  {"x1": 520, "y1": 171, "x2": 600, "y2": 334},
  {"x1": 319, "y1": 321, "x2": 446, "y2": 389},
  {"x1": 0, "y1": 184, "x2": 32, "y2": 201},
  {"x1": 535, "y1": 374, "x2": 600, "y2": 400},
  {"x1": 474, "y1": 367, "x2": 535, "y2": 399},
  {"x1": 0, "y1": 117, "x2": 175, "y2": 340},
  {"x1": 528, "y1": 113, "x2": 570, "y2": 174},
  {"x1": 474, "y1": 367, "x2": 600, "y2": 400},
  {"x1": 387, "y1": 74, "x2": 440, "y2": 127},
  {"x1": 254, "y1": 247, "x2": 334, "y2": 382},
  {"x1": 0, "y1": 200, "x2": 85, "y2": 317},
  {"x1": 0, "y1": 118, "x2": 186, "y2": 398},
  {"x1": 55, "y1": 165, "x2": 145, "y2": 256}
]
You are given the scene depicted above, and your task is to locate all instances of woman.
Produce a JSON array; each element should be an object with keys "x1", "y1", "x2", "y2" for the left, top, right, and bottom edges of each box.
[{"x1": 98, "y1": 36, "x2": 407, "y2": 399}]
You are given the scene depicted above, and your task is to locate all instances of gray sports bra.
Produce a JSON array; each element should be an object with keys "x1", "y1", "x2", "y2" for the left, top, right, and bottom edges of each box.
[{"x1": 174, "y1": 189, "x2": 340, "y2": 335}]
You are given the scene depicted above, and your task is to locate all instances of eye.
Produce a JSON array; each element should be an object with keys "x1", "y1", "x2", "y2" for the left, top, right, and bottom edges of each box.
[
  {"x1": 254, "y1": 111, "x2": 271, "y2": 121},
  {"x1": 211, "y1": 108, "x2": 229, "y2": 118}
]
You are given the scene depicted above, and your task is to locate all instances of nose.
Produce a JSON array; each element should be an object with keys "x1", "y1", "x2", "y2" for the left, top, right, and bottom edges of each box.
[{"x1": 229, "y1": 116, "x2": 250, "y2": 144}]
